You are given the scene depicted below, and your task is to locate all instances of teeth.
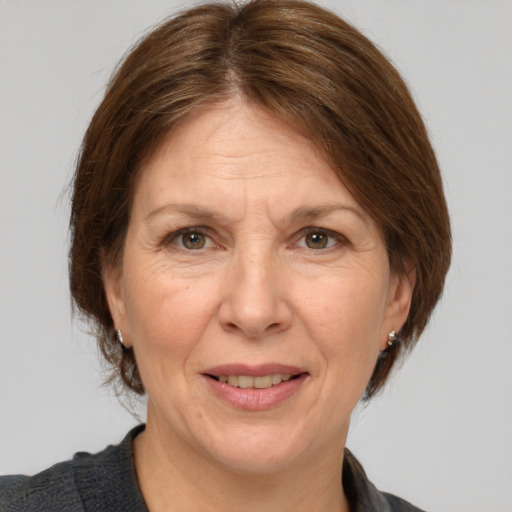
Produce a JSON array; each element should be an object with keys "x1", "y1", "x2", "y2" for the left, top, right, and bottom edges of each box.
[
  {"x1": 272, "y1": 374, "x2": 282, "y2": 385},
  {"x1": 238, "y1": 375, "x2": 254, "y2": 388},
  {"x1": 254, "y1": 375, "x2": 272, "y2": 389},
  {"x1": 217, "y1": 374, "x2": 294, "y2": 389}
]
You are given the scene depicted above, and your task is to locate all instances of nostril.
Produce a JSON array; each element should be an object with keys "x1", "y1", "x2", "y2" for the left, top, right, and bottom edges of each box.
[{"x1": 223, "y1": 321, "x2": 280, "y2": 335}]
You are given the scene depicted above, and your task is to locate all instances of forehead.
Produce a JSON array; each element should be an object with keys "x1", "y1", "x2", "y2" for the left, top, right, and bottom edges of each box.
[
  {"x1": 148, "y1": 100, "x2": 329, "y2": 177},
  {"x1": 133, "y1": 100, "x2": 367, "y2": 223}
]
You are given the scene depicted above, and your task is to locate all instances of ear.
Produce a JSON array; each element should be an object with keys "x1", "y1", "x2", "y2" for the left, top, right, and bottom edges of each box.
[
  {"x1": 102, "y1": 259, "x2": 130, "y2": 347},
  {"x1": 380, "y1": 264, "x2": 416, "y2": 351}
]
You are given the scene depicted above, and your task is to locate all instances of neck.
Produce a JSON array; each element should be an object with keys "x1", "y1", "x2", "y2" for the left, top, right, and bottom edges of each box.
[{"x1": 134, "y1": 420, "x2": 349, "y2": 512}]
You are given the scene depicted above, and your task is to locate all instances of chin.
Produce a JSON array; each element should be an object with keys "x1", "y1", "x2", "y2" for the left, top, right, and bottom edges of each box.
[{"x1": 197, "y1": 422, "x2": 309, "y2": 475}]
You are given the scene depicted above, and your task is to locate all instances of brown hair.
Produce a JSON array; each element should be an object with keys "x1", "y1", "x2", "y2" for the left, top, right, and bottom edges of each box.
[{"x1": 70, "y1": 0, "x2": 451, "y2": 399}]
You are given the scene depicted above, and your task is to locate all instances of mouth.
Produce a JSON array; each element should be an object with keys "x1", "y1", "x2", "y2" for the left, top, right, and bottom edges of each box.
[
  {"x1": 203, "y1": 366, "x2": 308, "y2": 410},
  {"x1": 206, "y1": 373, "x2": 303, "y2": 389}
]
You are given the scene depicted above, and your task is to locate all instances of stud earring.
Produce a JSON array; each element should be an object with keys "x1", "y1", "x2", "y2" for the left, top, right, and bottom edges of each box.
[
  {"x1": 387, "y1": 330, "x2": 397, "y2": 347},
  {"x1": 116, "y1": 329, "x2": 124, "y2": 345}
]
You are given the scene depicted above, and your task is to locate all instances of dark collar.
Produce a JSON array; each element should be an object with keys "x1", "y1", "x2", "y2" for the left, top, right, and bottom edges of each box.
[
  {"x1": 72, "y1": 424, "x2": 148, "y2": 512},
  {"x1": 72, "y1": 425, "x2": 421, "y2": 512}
]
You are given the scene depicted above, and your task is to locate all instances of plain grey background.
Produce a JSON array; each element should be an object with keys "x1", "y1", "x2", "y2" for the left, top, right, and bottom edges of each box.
[{"x1": 1, "y1": 1, "x2": 511, "y2": 511}]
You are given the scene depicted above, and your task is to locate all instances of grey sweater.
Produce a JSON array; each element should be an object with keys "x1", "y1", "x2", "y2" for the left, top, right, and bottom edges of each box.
[{"x1": 0, "y1": 425, "x2": 424, "y2": 511}]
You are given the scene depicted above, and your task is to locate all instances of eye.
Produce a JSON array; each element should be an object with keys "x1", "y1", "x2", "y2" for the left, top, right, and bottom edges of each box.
[
  {"x1": 305, "y1": 232, "x2": 329, "y2": 249},
  {"x1": 180, "y1": 232, "x2": 207, "y2": 250},
  {"x1": 298, "y1": 229, "x2": 341, "y2": 250},
  {"x1": 166, "y1": 228, "x2": 216, "y2": 251}
]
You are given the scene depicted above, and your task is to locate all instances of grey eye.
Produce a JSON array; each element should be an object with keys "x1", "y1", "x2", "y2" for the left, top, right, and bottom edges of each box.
[
  {"x1": 305, "y1": 232, "x2": 329, "y2": 249},
  {"x1": 181, "y1": 232, "x2": 206, "y2": 249}
]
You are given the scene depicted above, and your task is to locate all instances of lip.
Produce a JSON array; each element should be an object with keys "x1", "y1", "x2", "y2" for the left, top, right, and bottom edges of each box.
[
  {"x1": 202, "y1": 364, "x2": 308, "y2": 411},
  {"x1": 205, "y1": 363, "x2": 305, "y2": 377}
]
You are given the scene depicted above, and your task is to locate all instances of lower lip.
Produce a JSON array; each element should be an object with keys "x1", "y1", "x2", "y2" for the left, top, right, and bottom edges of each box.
[{"x1": 204, "y1": 374, "x2": 308, "y2": 411}]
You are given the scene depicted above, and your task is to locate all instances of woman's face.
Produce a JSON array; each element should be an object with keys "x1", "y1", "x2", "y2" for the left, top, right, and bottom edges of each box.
[{"x1": 104, "y1": 100, "x2": 413, "y2": 474}]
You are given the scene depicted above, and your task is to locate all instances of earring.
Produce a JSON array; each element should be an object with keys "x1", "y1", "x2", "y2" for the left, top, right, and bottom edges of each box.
[
  {"x1": 116, "y1": 329, "x2": 124, "y2": 345},
  {"x1": 387, "y1": 330, "x2": 397, "y2": 347}
]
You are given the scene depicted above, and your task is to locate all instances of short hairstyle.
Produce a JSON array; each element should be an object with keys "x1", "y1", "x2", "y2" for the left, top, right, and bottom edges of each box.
[{"x1": 69, "y1": 0, "x2": 451, "y2": 399}]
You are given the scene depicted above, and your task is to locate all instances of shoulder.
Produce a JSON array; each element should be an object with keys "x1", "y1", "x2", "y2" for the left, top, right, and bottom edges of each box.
[
  {"x1": 0, "y1": 459, "x2": 83, "y2": 512},
  {"x1": 343, "y1": 449, "x2": 426, "y2": 512},
  {"x1": 0, "y1": 425, "x2": 147, "y2": 512}
]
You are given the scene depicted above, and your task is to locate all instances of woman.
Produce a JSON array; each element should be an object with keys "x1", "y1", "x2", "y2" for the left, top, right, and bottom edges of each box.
[{"x1": 0, "y1": 0, "x2": 451, "y2": 510}]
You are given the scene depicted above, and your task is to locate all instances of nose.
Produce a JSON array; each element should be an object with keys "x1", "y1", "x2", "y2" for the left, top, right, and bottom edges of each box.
[{"x1": 218, "y1": 246, "x2": 292, "y2": 339}]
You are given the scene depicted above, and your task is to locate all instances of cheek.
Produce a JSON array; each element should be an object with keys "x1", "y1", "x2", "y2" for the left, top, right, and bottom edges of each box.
[
  {"x1": 123, "y1": 269, "x2": 220, "y2": 375},
  {"x1": 295, "y1": 274, "x2": 387, "y2": 388},
  {"x1": 301, "y1": 277, "x2": 387, "y2": 344}
]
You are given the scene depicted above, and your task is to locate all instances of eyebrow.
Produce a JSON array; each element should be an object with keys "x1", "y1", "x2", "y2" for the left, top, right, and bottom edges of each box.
[
  {"x1": 288, "y1": 203, "x2": 368, "y2": 225},
  {"x1": 144, "y1": 203, "x2": 229, "y2": 223},
  {"x1": 144, "y1": 202, "x2": 368, "y2": 225}
]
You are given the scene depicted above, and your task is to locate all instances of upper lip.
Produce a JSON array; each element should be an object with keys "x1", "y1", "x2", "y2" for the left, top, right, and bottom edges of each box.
[{"x1": 204, "y1": 364, "x2": 306, "y2": 377}]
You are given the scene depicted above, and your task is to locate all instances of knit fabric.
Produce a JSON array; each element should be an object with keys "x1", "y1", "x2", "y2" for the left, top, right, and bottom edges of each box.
[{"x1": 0, "y1": 425, "x2": 424, "y2": 512}]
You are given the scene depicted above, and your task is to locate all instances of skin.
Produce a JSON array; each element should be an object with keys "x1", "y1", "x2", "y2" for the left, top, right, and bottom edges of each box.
[{"x1": 103, "y1": 99, "x2": 414, "y2": 512}]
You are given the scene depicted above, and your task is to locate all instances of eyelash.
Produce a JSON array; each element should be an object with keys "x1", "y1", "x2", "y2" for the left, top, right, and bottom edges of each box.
[{"x1": 162, "y1": 226, "x2": 347, "y2": 252}]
